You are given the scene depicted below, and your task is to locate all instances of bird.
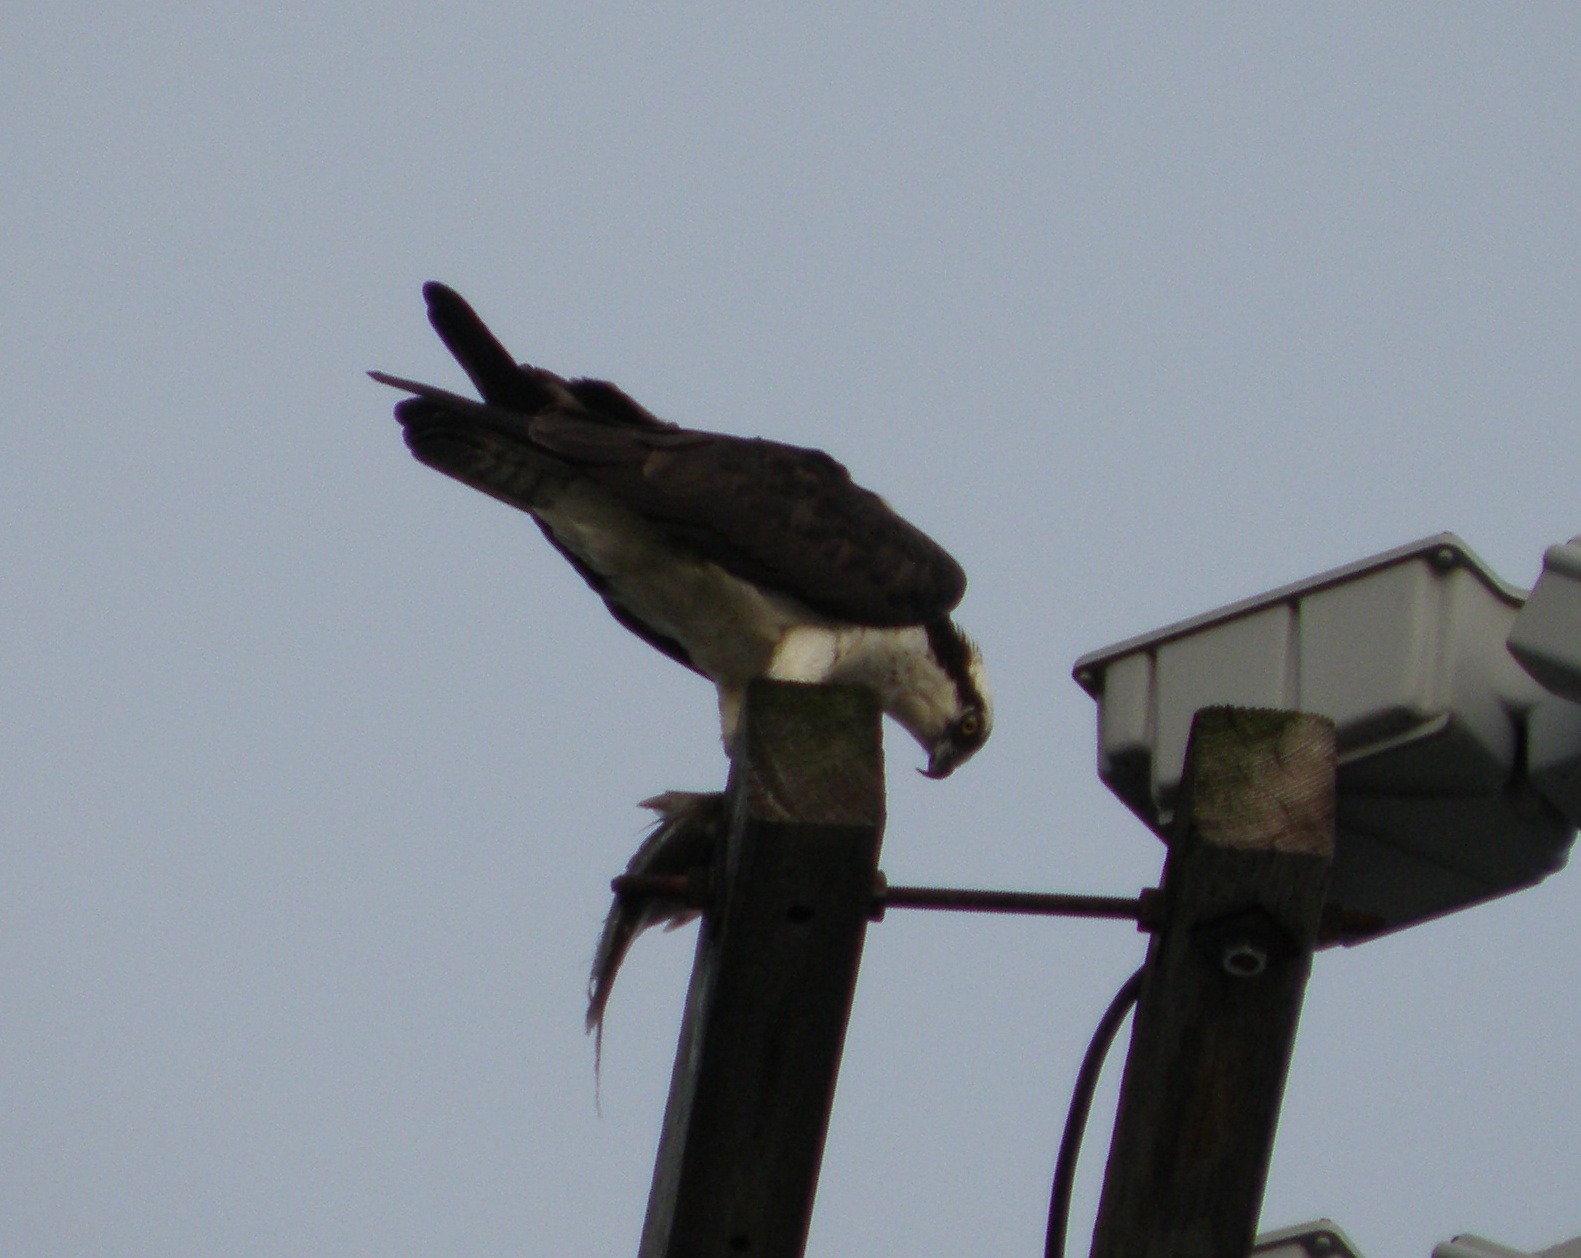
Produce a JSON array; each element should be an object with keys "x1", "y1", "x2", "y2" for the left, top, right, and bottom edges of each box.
[
  {"x1": 373, "y1": 282, "x2": 991, "y2": 1035},
  {"x1": 373, "y1": 282, "x2": 990, "y2": 776}
]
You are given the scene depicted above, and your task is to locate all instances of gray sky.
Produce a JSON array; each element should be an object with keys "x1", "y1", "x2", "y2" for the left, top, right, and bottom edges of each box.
[{"x1": 4, "y1": 5, "x2": 1579, "y2": 1255}]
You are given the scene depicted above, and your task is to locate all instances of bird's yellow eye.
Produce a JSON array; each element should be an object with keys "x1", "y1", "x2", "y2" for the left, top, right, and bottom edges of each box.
[{"x1": 958, "y1": 712, "x2": 981, "y2": 739}]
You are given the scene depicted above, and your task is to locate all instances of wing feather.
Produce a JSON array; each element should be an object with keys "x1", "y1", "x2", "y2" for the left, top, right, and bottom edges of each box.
[
  {"x1": 376, "y1": 288, "x2": 967, "y2": 627},
  {"x1": 527, "y1": 421, "x2": 965, "y2": 624}
]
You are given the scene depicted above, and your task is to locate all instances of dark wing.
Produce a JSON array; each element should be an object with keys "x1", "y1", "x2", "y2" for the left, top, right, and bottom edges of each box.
[
  {"x1": 377, "y1": 286, "x2": 968, "y2": 627},
  {"x1": 372, "y1": 373, "x2": 710, "y2": 671},
  {"x1": 528, "y1": 417, "x2": 966, "y2": 625},
  {"x1": 373, "y1": 374, "x2": 574, "y2": 516}
]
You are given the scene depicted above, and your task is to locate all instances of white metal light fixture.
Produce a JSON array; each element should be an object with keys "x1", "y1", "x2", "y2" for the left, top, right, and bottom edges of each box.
[
  {"x1": 1250, "y1": 1221, "x2": 1581, "y2": 1258},
  {"x1": 1251, "y1": 1219, "x2": 1365, "y2": 1258},
  {"x1": 1073, "y1": 534, "x2": 1580, "y2": 939}
]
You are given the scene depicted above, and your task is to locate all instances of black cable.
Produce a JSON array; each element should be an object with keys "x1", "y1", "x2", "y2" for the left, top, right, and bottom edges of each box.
[{"x1": 1044, "y1": 966, "x2": 1145, "y2": 1258}]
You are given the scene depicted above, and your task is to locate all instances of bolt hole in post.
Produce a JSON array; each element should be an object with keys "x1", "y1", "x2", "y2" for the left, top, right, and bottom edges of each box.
[
  {"x1": 785, "y1": 904, "x2": 814, "y2": 923},
  {"x1": 729, "y1": 1234, "x2": 752, "y2": 1251},
  {"x1": 1221, "y1": 941, "x2": 1269, "y2": 977}
]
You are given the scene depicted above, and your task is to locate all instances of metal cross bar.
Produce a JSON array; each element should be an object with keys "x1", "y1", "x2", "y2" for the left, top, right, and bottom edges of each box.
[
  {"x1": 607, "y1": 869, "x2": 1384, "y2": 946},
  {"x1": 873, "y1": 876, "x2": 1160, "y2": 925},
  {"x1": 611, "y1": 870, "x2": 1162, "y2": 928}
]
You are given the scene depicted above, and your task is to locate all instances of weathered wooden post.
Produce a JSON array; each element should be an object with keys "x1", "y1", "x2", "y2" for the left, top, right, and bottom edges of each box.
[
  {"x1": 1089, "y1": 706, "x2": 1336, "y2": 1258},
  {"x1": 638, "y1": 679, "x2": 886, "y2": 1258}
]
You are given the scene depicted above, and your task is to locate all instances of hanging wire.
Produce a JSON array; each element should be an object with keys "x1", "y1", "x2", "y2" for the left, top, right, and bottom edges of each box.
[{"x1": 1045, "y1": 966, "x2": 1146, "y2": 1258}]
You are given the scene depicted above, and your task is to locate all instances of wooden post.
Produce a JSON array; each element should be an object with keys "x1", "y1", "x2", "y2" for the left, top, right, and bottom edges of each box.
[
  {"x1": 1089, "y1": 707, "x2": 1336, "y2": 1258},
  {"x1": 638, "y1": 680, "x2": 886, "y2": 1258}
]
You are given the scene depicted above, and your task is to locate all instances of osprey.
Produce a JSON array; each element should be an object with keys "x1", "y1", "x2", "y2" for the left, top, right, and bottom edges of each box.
[
  {"x1": 377, "y1": 283, "x2": 991, "y2": 1041},
  {"x1": 373, "y1": 283, "x2": 991, "y2": 778}
]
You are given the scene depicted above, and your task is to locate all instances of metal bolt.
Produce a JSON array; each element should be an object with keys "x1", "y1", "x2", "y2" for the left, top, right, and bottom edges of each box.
[
  {"x1": 1309, "y1": 1233, "x2": 1335, "y2": 1254},
  {"x1": 1222, "y1": 940, "x2": 1268, "y2": 977}
]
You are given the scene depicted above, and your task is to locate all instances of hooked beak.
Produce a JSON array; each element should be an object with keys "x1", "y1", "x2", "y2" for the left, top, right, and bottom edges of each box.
[{"x1": 919, "y1": 743, "x2": 959, "y2": 780}]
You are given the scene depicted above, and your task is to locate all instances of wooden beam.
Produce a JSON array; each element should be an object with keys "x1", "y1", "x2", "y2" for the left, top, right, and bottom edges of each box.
[
  {"x1": 1089, "y1": 707, "x2": 1336, "y2": 1258},
  {"x1": 638, "y1": 680, "x2": 886, "y2": 1258}
]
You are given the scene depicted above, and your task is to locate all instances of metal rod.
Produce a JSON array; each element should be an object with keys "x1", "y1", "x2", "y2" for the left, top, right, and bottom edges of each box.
[
  {"x1": 612, "y1": 870, "x2": 1160, "y2": 928},
  {"x1": 877, "y1": 883, "x2": 1148, "y2": 920},
  {"x1": 608, "y1": 873, "x2": 1378, "y2": 944}
]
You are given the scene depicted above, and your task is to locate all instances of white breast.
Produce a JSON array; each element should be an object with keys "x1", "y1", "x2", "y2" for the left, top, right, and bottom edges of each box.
[{"x1": 768, "y1": 623, "x2": 962, "y2": 754}]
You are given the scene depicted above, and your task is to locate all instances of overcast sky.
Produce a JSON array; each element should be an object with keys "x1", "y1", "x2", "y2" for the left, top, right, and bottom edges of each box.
[{"x1": 4, "y1": 5, "x2": 1579, "y2": 1256}]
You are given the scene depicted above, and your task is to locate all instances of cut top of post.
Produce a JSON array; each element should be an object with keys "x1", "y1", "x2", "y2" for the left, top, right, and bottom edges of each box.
[
  {"x1": 1174, "y1": 707, "x2": 1337, "y2": 856},
  {"x1": 734, "y1": 679, "x2": 885, "y2": 827}
]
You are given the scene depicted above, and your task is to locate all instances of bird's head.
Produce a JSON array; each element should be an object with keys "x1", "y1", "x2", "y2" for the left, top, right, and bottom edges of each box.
[{"x1": 917, "y1": 620, "x2": 993, "y2": 779}]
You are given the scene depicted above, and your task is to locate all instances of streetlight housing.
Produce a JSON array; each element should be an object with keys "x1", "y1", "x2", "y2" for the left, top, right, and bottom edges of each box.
[{"x1": 1073, "y1": 535, "x2": 1579, "y2": 940}]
